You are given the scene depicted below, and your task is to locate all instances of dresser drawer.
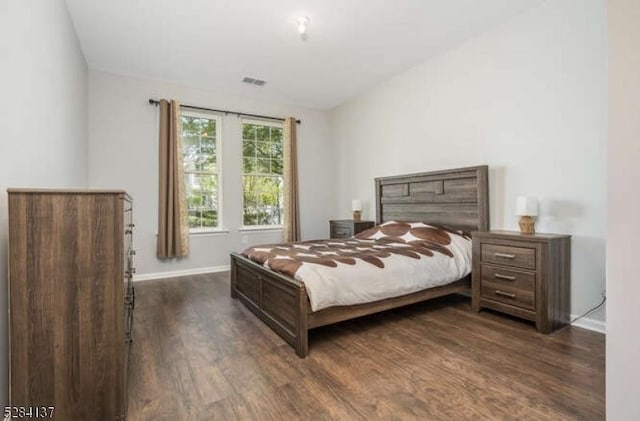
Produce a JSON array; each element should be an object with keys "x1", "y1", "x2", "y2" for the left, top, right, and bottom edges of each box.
[
  {"x1": 330, "y1": 220, "x2": 374, "y2": 239},
  {"x1": 481, "y1": 243, "x2": 535, "y2": 269},
  {"x1": 480, "y1": 264, "x2": 535, "y2": 292},
  {"x1": 481, "y1": 281, "x2": 535, "y2": 310},
  {"x1": 331, "y1": 224, "x2": 353, "y2": 238}
]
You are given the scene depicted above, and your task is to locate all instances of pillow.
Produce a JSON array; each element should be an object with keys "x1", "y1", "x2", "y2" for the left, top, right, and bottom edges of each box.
[{"x1": 354, "y1": 220, "x2": 469, "y2": 245}]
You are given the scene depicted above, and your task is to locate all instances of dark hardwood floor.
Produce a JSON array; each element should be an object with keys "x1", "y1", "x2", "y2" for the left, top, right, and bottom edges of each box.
[{"x1": 128, "y1": 273, "x2": 605, "y2": 420}]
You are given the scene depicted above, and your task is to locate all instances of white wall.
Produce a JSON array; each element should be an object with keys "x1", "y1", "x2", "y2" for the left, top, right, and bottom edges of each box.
[
  {"x1": 88, "y1": 71, "x2": 334, "y2": 276},
  {"x1": 607, "y1": 0, "x2": 640, "y2": 418},
  {"x1": 330, "y1": 0, "x2": 606, "y2": 322},
  {"x1": 0, "y1": 0, "x2": 88, "y2": 406}
]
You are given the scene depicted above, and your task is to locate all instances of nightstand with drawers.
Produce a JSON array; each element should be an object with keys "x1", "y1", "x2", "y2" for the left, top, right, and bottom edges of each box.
[
  {"x1": 329, "y1": 220, "x2": 375, "y2": 239},
  {"x1": 471, "y1": 230, "x2": 571, "y2": 334}
]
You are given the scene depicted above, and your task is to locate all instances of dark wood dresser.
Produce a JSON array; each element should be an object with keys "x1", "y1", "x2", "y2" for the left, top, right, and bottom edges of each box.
[
  {"x1": 7, "y1": 189, "x2": 135, "y2": 421},
  {"x1": 471, "y1": 230, "x2": 571, "y2": 333},
  {"x1": 329, "y1": 219, "x2": 375, "y2": 239}
]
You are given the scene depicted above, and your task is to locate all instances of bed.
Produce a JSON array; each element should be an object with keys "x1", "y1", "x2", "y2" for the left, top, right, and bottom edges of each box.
[{"x1": 230, "y1": 165, "x2": 489, "y2": 357}]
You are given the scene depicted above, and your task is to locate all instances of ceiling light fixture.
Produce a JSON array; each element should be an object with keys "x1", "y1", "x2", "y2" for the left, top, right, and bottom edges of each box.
[{"x1": 297, "y1": 16, "x2": 309, "y2": 40}]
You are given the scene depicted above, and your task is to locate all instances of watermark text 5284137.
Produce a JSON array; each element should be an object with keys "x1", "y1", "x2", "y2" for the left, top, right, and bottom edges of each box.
[{"x1": 4, "y1": 406, "x2": 55, "y2": 418}]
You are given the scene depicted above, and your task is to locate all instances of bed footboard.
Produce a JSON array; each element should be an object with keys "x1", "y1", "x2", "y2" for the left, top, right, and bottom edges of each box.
[{"x1": 230, "y1": 253, "x2": 309, "y2": 357}]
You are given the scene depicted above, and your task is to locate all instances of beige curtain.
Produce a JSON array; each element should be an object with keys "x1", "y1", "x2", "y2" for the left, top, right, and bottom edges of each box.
[
  {"x1": 282, "y1": 117, "x2": 300, "y2": 242},
  {"x1": 157, "y1": 99, "x2": 189, "y2": 258}
]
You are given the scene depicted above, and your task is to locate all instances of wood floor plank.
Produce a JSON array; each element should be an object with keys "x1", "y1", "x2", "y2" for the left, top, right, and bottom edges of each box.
[{"x1": 128, "y1": 273, "x2": 605, "y2": 420}]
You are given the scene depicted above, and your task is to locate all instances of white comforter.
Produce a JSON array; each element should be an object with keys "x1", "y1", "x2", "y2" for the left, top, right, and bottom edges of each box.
[
  {"x1": 298, "y1": 240, "x2": 471, "y2": 311},
  {"x1": 243, "y1": 221, "x2": 472, "y2": 312}
]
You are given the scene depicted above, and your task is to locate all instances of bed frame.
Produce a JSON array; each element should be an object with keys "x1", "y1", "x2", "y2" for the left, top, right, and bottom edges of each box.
[{"x1": 230, "y1": 165, "x2": 489, "y2": 357}]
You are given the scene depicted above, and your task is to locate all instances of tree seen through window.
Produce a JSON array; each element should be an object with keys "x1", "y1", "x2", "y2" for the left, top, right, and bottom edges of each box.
[
  {"x1": 182, "y1": 113, "x2": 219, "y2": 229},
  {"x1": 242, "y1": 121, "x2": 284, "y2": 226}
]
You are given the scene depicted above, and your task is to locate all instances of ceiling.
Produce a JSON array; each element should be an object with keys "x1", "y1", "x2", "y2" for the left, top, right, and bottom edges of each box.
[{"x1": 66, "y1": 0, "x2": 544, "y2": 109}]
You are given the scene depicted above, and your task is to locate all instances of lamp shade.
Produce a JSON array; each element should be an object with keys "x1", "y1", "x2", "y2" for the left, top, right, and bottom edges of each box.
[
  {"x1": 515, "y1": 196, "x2": 538, "y2": 216},
  {"x1": 351, "y1": 199, "x2": 362, "y2": 211}
]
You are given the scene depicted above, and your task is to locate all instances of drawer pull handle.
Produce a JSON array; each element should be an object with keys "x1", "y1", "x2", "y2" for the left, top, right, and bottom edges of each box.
[
  {"x1": 495, "y1": 290, "x2": 516, "y2": 298},
  {"x1": 495, "y1": 252, "x2": 516, "y2": 259},
  {"x1": 495, "y1": 273, "x2": 516, "y2": 281}
]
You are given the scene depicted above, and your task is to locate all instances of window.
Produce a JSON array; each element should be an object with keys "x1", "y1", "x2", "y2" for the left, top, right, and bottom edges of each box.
[
  {"x1": 242, "y1": 120, "x2": 284, "y2": 227},
  {"x1": 181, "y1": 111, "x2": 221, "y2": 231}
]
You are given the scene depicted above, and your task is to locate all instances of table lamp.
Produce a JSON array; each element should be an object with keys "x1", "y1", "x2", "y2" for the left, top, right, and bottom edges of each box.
[
  {"x1": 516, "y1": 196, "x2": 538, "y2": 234},
  {"x1": 352, "y1": 199, "x2": 362, "y2": 222}
]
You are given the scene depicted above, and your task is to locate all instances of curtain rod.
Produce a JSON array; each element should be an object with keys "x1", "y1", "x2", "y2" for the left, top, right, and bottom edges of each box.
[{"x1": 148, "y1": 99, "x2": 301, "y2": 124}]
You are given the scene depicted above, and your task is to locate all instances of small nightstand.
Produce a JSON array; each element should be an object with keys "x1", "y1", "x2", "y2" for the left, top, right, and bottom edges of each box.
[
  {"x1": 471, "y1": 230, "x2": 571, "y2": 334},
  {"x1": 329, "y1": 220, "x2": 375, "y2": 239}
]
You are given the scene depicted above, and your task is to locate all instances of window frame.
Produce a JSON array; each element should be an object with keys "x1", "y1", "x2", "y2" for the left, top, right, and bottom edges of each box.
[
  {"x1": 181, "y1": 109, "x2": 224, "y2": 234},
  {"x1": 240, "y1": 118, "x2": 285, "y2": 230}
]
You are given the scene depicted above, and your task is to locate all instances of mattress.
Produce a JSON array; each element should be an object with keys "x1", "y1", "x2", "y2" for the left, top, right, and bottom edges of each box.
[{"x1": 242, "y1": 221, "x2": 472, "y2": 312}]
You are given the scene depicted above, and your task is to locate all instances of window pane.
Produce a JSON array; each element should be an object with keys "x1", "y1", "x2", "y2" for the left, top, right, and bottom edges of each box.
[
  {"x1": 182, "y1": 117, "x2": 197, "y2": 132},
  {"x1": 256, "y1": 125, "x2": 269, "y2": 141},
  {"x1": 256, "y1": 141, "x2": 270, "y2": 159},
  {"x1": 258, "y1": 210, "x2": 269, "y2": 226},
  {"x1": 183, "y1": 133, "x2": 199, "y2": 150},
  {"x1": 184, "y1": 156, "x2": 198, "y2": 173},
  {"x1": 186, "y1": 173, "x2": 202, "y2": 190},
  {"x1": 243, "y1": 157, "x2": 256, "y2": 173},
  {"x1": 201, "y1": 136, "x2": 215, "y2": 155},
  {"x1": 184, "y1": 173, "x2": 217, "y2": 228},
  {"x1": 188, "y1": 210, "x2": 201, "y2": 228},
  {"x1": 243, "y1": 189, "x2": 257, "y2": 208},
  {"x1": 201, "y1": 120, "x2": 216, "y2": 138},
  {"x1": 270, "y1": 127, "x2": 283, "y2": 143},
  {"x1": 270, "y1": 141, "x2": 282, "y2": 160},
  {"x1": 190, "y1": 118, "x2": 203, "y2": 133},
  {"x1": 183, "y1": 135, "x2": 199, "y2": 172},
  {"x1": 186, "y1": 184, "x2": 203, "y2": 210},
  {"x1": 243, "y1": 175, "x2": 257, "y2": 191},
  {"x1": 243, "y1": 140, "x2": 256, "y2": 157},
  {"x1": 243, "y1": 176, "x2": 258, "y2": 206},
  {"x1": 261, "y1": 190, "x2": 278, "y2": 207},
  {"x1": 243, "y1": 209, "x2": 258, "y2": 226},
  {"x1": 198, "y1": 154, "x2": 216, "y2": 173},
  {"x1": 271, "y1": 159, "x2": 282, "y2": 175},
  {"x1": 276, "y1": 208, "x2": 283, "y2": 225},
  {"x1": 243, "y1": 124, "x2": 256, "y2": 140},
  {"x1": 260, "y1": 175, "x2": 278, "y2": 193},
  {"x1": 265, "y1": 207, "x2": 282, "y2": 225},
  {"x1": 257, "y1": 158, "x2": 270, "y2": 174},
  {"x1": 199, "y1": 174, "x2": 217, "y2": 206},
  {"x1": 201, "y1": 210, "x2": 218, "y2": 227}
]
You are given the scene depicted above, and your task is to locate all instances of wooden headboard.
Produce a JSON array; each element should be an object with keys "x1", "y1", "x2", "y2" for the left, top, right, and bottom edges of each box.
[{"x1": 375, "y1": 165, "x2": 489, "y2": 232}]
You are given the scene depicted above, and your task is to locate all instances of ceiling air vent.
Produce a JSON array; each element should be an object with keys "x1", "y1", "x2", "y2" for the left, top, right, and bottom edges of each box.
[{"x1": 242, "y1": 76, "x2": 267, "y2": 86}]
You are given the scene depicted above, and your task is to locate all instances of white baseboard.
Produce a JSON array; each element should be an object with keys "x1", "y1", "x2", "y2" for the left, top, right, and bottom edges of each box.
[
  {"x1": 570, "y1": 314, "x2": 606, "y2": 334},
  {"x1": 133, "y1": 265, "x2": 230, "y2": 282}
]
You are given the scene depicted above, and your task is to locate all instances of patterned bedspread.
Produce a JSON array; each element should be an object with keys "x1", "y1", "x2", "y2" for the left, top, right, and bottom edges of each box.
[{"x1": 242, "y1": 221, "x2": 472, "y2": 311}]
